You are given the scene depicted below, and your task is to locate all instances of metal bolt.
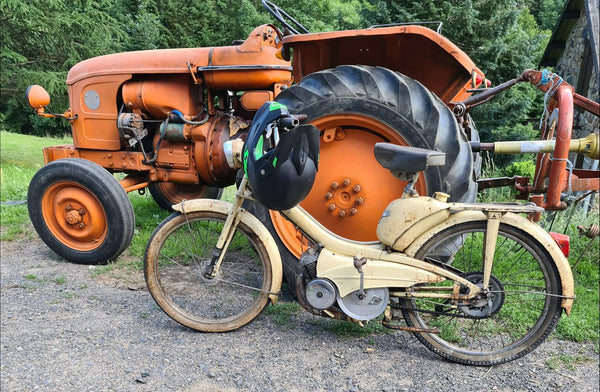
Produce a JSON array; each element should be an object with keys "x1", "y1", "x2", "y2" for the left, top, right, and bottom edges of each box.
[
  {"x1": 65, "y1": 210, "x2": 82, "y2": 225},
  {"x1": 350, "y1": 208, "x2": 358, "y2": 216},
  {"x1": 355, "y1": 197, "x2": 364, "y2": 206},
  {"x1": 338, "y1": 210, "x2": 346, "y2": 218},
  {"x1": 342, "y1": 178, "x2": 351, "y2": 186},
  {"x1": 328, "y1": 204, "x2": 336, "y2": 212},
  {"x1": 65, "y1": 204, "x2": 72, "y2": 211},
  {"x1": 352, "y1": 184, "x2": 361, "y2": 193},
  {"x1": 79, "y1": 208, "x2": 85, "y2": 215},
  {"x1": 325, "y1": 192, "x2": 333, "y2": 200},
  {"x1": 330, "y1": 182, "x2": 339, "y2": 190},
  {"x1": 79, "y1": 223, "x2": 86, "y2": 229}
]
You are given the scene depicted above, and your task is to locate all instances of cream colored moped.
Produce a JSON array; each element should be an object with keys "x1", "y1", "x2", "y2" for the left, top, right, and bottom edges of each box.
[{"x1": 144, "y1": 139, "x2": 574, "y2": 366}]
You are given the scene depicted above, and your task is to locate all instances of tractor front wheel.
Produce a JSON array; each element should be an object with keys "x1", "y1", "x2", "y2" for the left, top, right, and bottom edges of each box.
[{"x1": 28, "y1": 158, "x2": 135, "y2": 264}]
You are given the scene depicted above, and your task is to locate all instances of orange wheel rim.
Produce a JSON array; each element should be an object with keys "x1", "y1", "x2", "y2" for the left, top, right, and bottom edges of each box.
[
  {"x1": 41, "y1": 181, "x2": 108, "y2": 251},
  {"x1": 271, "y1": 114, "x2": 427, "y2": 258}
]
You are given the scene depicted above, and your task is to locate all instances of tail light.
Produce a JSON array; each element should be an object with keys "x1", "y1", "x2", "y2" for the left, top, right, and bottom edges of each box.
[{"x1": 549, "y1": 232, "x2": 570, "y2": 257}]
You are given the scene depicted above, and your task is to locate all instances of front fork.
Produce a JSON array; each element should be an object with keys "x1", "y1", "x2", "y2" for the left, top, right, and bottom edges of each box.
[
  {"x1": 203, "y1": 176, "x2": 250, "y2": 279},
  {"x1": 482, "y1": 211, "x2": 502, "y2": 290}
]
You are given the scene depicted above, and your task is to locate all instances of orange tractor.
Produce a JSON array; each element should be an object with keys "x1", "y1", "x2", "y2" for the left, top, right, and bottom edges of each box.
[{"x1": 26, "y1": 1, "x2": 598, "y2": 279}]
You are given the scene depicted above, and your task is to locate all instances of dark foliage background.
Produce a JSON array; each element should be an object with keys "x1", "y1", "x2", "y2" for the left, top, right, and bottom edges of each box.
[{"x1": 1, "y1": 0, "x2": 566, "y2": 168}]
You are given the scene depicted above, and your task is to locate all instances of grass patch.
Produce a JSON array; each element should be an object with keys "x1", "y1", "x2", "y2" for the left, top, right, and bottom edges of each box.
[
  {"x1": 128, "y1": 192, "x2": 171, "y2": 257},
  {"x1": 264, "y1": 301, "x2": 302, "y2": 330},
  {"x1": 546, "y1": 352, "x2": 595, "y2": 371},
  {"x1": 1, "y1": 131, "x2": 73, "y2": 240},
  {"x1": 89, "y1": 257, "x2": 143, "y2": 279},
  {"x1": 25, "y1": 273, "x2": 40, "y2": 281},
  {"x1": 51, "y1": 275, "x2": 66, "y2": 285},
  {"x1": 542, "y1": 203, "x2": 600, "y2": 342}
]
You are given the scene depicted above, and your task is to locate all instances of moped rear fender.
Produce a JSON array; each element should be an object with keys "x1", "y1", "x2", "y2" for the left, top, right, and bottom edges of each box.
[
  {"x1": 403, "y1": 210, "x2": 575, "y2": 315},
  {"x1": 172, "y1": 199, "x2": 283, "y2": 304}
]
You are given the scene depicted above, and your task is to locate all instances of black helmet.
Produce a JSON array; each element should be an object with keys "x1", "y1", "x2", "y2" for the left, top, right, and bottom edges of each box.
[{"x1": 243, "y1": 102, "x2": 320, "y2": 211}]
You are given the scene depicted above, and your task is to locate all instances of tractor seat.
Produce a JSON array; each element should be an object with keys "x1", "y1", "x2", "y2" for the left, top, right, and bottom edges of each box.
[{"x1": 374, "y1": 143, "x2": 446, "y2": 173}]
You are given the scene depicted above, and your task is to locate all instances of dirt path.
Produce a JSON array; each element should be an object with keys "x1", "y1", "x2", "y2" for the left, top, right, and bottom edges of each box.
[{"x1": 1, "y1": 237, "x2": 598, "y2": 392}]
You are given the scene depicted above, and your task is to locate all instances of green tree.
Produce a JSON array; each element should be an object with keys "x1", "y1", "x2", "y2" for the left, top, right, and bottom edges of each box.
[
  {"x1": 524, "y1": 0, "x2": 566, "y2": 30},
  {"x1": 122, "y1": 0, "x2": 163, "y2": 51},
  {"x1": 1, "y1": 0, "x2": 127, "y2": 136}
]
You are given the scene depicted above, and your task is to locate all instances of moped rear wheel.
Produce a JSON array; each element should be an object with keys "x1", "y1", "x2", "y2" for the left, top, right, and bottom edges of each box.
[
  {"x1": 401, "y1": 221, "x2": 563, "y2": 366},
  {"x1": 144, "y1": 210, "x2": 273, "y2": 332}
]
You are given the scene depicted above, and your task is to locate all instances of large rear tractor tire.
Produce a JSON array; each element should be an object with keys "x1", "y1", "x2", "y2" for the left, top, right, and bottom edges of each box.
[
  {"x1": 148, "y1": 182, "x2": 223, "y2": 211},
  {"x1": 245, "y1": 65, "x2": 477, "y2": 284},
  {"x1": 27, "y1": 158, "x2": 135, "y2": 264}
]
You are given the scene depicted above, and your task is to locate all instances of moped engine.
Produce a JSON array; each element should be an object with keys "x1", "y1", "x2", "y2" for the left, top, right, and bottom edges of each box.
[
  {"x1": 299, "y1": 246, "x2": 334, "y2": 310},
  {"x1": 299, "y1": 245, "x2": 389, "y2": 320}
]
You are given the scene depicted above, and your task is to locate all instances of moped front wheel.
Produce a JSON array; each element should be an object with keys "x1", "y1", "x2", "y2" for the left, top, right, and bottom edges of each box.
[
  {"x1": 144, "y1": 210, "x2": 273, "y2": 332},
  {"x1": 401, "y1": 221, "x2": 563, "y2": 366}
]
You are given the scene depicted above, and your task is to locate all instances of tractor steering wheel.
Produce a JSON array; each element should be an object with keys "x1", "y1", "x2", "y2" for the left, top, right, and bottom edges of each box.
[{"x1": 262, "y1": 0, "x2": 310, "y2": 35}]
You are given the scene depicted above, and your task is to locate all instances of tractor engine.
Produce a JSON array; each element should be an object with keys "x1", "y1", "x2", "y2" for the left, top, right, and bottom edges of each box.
[{"x1": 113, "y1": 75, "x2": 247, "y2": 187}]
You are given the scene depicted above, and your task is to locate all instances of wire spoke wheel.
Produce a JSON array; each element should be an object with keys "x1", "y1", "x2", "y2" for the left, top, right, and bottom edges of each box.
[
  {"x1": 144, "y1": 210, "x2": 273, "y2": 332},
  {"x1": 401, "y1": 221, "x2": 563, "y2": 366}
]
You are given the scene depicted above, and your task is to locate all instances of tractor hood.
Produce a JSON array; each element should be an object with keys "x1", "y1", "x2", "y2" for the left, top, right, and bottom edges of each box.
[{"x1": 67, "y1": 24, "x2": 291, "y2": 86}]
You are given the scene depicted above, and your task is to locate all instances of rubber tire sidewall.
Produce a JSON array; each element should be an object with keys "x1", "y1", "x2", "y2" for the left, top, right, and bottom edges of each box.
[{"x1": 27, "y1": 158, "x2": 135, "y2": 264}]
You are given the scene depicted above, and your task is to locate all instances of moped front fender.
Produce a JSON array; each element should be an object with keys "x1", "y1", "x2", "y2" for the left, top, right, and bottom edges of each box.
[
  {"x1": 172, "y1": 199, "x2": 283, "y2": 304},
  {"x1": 403, "y1": 210, "x2": 575, "y2": 314}
]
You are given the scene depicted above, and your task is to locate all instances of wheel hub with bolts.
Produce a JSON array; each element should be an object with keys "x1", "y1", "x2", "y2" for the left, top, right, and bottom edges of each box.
[
  {"x1": 65, "y1": 204, "x2": 86, "y2": 227},
  {"x1": 325, "y1": 177, "x2": 364, "y2": 218}
]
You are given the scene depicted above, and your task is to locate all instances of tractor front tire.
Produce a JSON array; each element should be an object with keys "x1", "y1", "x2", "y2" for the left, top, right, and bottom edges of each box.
[
  {"x1": 28, "y1": 158, "x2": 135, "y2": 264},
  {"x1": 245, "y1": 65, "x2": 477, "y2": 284}
]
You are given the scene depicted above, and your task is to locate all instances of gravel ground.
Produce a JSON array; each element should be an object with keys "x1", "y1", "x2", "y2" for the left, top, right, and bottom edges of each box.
[{"x1": 1, "y1": 236, "x2": 598, "y2": 392}]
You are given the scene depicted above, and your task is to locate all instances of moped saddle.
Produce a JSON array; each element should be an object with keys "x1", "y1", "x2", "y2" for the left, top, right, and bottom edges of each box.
[{"x1": 374, "y1": 143, "x2": 446, "y2": 173}]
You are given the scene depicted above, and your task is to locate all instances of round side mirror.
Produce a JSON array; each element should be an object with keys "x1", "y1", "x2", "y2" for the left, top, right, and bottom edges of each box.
[{"x1": 25, "y1": 85, "x2": 50, "y2": 110}]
